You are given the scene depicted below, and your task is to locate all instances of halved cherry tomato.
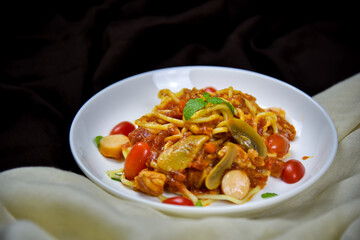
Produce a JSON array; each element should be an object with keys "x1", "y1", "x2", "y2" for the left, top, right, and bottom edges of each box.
[
  {"x1": 110, "y1": 121, "x2": 135, "y2": 136},
  {"x1": 281, "y1": 159, "x2": 305, "y2": 184},
  {"x1": 266, "y1": 133, "x2": 290, "y2": 157},
  {"x1": 162, "y1": 196, "x2": 194, "y2": 206},
  {"x1": 204, "y1": 87, "x2": 217, "y2": 93},
  {"x1": 124, "y1": 142, "x2": 150, "y2": 180}
]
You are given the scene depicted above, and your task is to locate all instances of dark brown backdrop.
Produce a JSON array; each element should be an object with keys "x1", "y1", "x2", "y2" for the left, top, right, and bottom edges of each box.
[{"x1": 1, "y1": 0, "x2": 359, "y2": 174}]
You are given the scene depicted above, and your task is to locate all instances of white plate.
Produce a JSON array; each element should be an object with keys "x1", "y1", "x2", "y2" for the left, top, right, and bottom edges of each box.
[{"x1": 69, "y1": 66, "x2": 337, "y2": 217}]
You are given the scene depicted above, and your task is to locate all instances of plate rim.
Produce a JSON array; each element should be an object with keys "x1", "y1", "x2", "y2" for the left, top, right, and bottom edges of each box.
[{"x1": 69, "y1": 65, "x2": 338, "y2": 217}]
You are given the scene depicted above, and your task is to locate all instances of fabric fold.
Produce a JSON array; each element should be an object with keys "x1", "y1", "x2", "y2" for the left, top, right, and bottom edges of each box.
[{"x1": 313, "y1": 72, "x2": 360, "y2": 141}]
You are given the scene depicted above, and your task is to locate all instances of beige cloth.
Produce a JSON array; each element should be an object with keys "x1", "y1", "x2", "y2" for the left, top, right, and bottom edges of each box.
[{"x1": 1, "y1": 74, "x2": 360, "y2": 240}]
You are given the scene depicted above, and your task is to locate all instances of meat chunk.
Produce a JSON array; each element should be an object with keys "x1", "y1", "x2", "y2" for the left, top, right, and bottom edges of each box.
[
  {"x1": 134, "y1": 169, "x2": 166, "y2": 196},
  {"x1": 248, "y1": 148, "x2": 265, "y2": 167}
]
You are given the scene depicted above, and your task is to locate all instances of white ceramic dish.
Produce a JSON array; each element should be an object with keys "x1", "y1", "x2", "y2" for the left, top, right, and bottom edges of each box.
[{"x1": 69, "y1": 66, "x2": 337, "y2": 217}]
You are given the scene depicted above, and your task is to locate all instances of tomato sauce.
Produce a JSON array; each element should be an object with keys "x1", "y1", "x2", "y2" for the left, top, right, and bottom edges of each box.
[
  {"x1": 231, "y1": 165, "x2": 268, "y2": 189},
  {"x1": 124, "y1": 87, "x2": 297, "y2": 202},
  {"x1": 128, "y1": 127, "x2": 170, "y2": 166},
  {"x1": 264, "y1": 157, "x2": 285, "y2": 178}
]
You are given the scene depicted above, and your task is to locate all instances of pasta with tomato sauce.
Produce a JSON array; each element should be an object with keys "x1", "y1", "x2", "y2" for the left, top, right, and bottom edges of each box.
[{"x1": 101, "y1": 87, "x2": 296, "y2": 206}]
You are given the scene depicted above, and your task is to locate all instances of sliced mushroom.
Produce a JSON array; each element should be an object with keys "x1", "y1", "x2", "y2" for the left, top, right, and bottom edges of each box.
[
  {"x1": 157, "y1": 135, "x2": 209, "y2": 172},
  {"x1": 225, "y1": 118, "x2": 267, "y2": 158},
  {"x1": 205, "y1": 142, "x2": 237, "y2": 190}
]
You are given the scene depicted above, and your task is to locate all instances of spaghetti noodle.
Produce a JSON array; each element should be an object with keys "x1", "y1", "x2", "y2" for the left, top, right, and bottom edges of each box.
[{"x1": 104, "y1": 87, "x2": 296, "y2": 206}]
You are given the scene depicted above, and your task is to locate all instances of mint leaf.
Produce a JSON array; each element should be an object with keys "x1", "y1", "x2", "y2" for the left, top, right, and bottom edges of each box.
[
  {"x1": 207, "y1": 96, "x2": 235, "y2": 115},
  {"x1": 207, "y1": 97, "x2": 224, "y2": 105},
  {"x1": 183, "y1": 98, "x2": 207, "y2": 121},
  {"x1": 203, "y1": 92, "x2": 211, "y2": 101},
  {"x1": 183, "y1": 92, "x2": 236, "y2": 121},
  {"x1": 261, "y1": 192, "x2": 278, "y2": 198}
]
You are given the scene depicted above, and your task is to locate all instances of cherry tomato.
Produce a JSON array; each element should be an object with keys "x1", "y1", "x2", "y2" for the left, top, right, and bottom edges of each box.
[
  {"x1": 266, "y1": 133, "x2": 290, "y2": 157},
  {"x1": 281, "y1": 159, "x2": 305, "y2": 184},
  {"x1": 204, "y1": 87, "x2": 217, "y2": 93},
  {"x1": 162, "y1": 196, "x2": 194, "y2": 206},
  {"x1": 124, "y1": 142, "x2": 150, "y2": 180},
  {"x1": 110, "y1": 121, "x2": 135, "y2": 136}
]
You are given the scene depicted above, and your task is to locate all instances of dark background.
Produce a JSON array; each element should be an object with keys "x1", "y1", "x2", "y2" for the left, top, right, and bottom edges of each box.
[{"x1": 1, "y1": 0, "x2": 359, "y2": 174}]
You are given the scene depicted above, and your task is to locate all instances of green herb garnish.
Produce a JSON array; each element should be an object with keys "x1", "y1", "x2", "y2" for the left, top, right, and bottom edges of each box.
[
  {"x1": 94, "y1": 135, "x2": 103, "y2": 148},
  {"x1": 183, "y1": 98, "x2": 207, "y2": 121},
  {"x1": 261, "y1": 192, "x2": 278, "y2": 198},
  {"x1": 111, "y1": 177, "x2": 122, "y2": 182},
  {"x1": 195, "y1": 200, "x2": 203, "y2": 207},
  {"x1": 183, "y1": 92, "x2": 235, "y2": 121}
]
